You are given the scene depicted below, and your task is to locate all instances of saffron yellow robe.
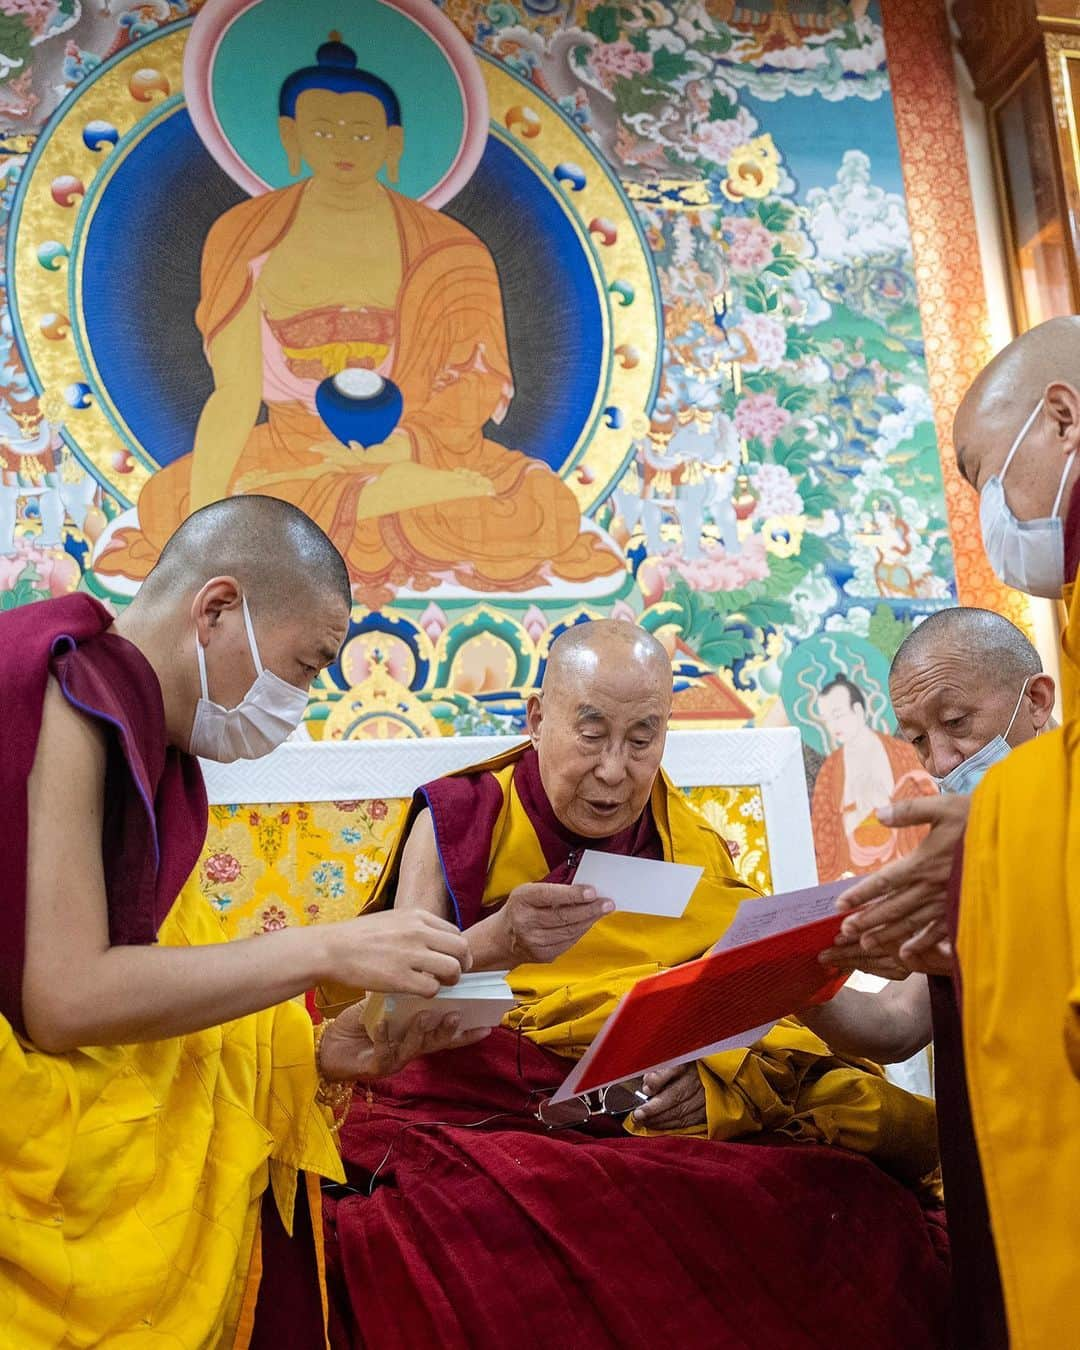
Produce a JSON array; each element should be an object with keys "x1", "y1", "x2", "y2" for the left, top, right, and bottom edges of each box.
[
  {"x1": 952, "y1": 571, "x2": 1080, "y2": 1347},
  {"x1": 326, "y1": 743, "x2": 939, "y2": 1186},
  {"x1": 0, "y1": 880, "x2": 343, "y2": 1348}
]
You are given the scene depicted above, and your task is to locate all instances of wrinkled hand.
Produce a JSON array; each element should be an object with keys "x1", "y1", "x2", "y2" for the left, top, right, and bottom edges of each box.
[
  {"x1": 499, "y1": 883, "x2": 615, "y2": 965},
  {"x1": 818, "y1": 946, "x2": 912, "y2": 981},
  {"x1": 632, "y1": 1062, "x2": 706, "y2": 1131},
  {"x1": 322, "y1": 909, "x2": 472, "y2": 997},
  {"x1": 832, "y1": 794, "x2": 971, "y2": 965},
  {"x1": 317, "y1": 1003, "x2": 491, "y2": 1082}
]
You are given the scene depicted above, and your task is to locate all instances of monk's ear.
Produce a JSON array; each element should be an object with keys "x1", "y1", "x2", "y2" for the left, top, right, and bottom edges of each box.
[
  {"x1": 385, "y1": 125, "x2": 403, "y2": 184},
  {"x1": 525, "y1": 691, "x2": 543, "y2": 746},
  {"x1": 279, "y1": 117, "x2": 302, "y2": 178},
  {"x1": 191, "y1": 576, "x2": 241, "y2": 643},
  {"x1": 1043, "y1": 381, "x2": 1080, "y2": 458},
  {"x1": 1028, "y1": 673, "x2": 1057, "y2": 731}
]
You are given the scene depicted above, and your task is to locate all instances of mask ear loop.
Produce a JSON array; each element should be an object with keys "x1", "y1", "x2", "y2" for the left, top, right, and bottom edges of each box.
[
  {"x1": 240, "y1": 594, "x2": 265, "y2": 676},
  {"x1": 1051, "y1": 448, "x2": 1078, "y2": 519},
  {"x1": 195, "y1": 631, "x2": 211, "y2": 702},
  {"x1": 999, "y1": 399, "x2": 1045, "y2": 486},
  {"x1": 1002, "y1": 678, "x2": 1032, "y2": 744}
]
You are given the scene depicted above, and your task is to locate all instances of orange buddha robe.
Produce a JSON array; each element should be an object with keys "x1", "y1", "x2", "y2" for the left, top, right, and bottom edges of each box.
[
  {"x1": 96, "y1": 183, "x2": 622, "y2": 604},
  {"x1": 811, "y1": 732, "x2": 936, "y2": 882}
]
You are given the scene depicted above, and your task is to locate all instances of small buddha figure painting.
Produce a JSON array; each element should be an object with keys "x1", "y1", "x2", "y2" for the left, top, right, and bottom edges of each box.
[
  {"x1": 781, "y1": 633, "x2": 936, "y2": 883},
  {"x1": 91, "y1": 7, "x2": 630, "y2": 607}
]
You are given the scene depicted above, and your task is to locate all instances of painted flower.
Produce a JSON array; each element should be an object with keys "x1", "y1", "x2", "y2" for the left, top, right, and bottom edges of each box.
[
  {"x1": 739, "y1": 312, "x2": 788, "y2": 370},
  {"x1": 354, "y1": 856, "x2": 382, "y2": 885},
  {"x1": 751, "y1": 462, "x2": 804, "y2": 518},
  {"x1": 734, "y1": 392, "x2": 791, "y2": 448},
  {"x1": 0, "y1": 543, "x2": 80, "y2": 599},
  {"x1": 306, "y1": 904, "x2": 321, "y2": 922},
  {"x1": 340, "y1": 827, "x2": 363, "y2": 846},
  {"x1": 694, "y1": 108, "x2": 756, "y2": 166},
  {"x1": 724, "y1": 218, "x2": 774, "y2": 273},
  {"x1": 369, "y1": 799, "x2": 389, "y2": 821},
  {"x1": 261, "y1": 906, "x2": 288, "y2": 933},
  {"x1": 333, "y1": 801, "x2": 361, "y2": 812},
  {"x1": 739, "y1": 796, "x2": 765, "y2": 822},
  {"x1": 589, "y1": 39, "x2": 653, "y2": 88},
  {"x1": 203, "y1": 852, "x2": 242, "y2": 886}
]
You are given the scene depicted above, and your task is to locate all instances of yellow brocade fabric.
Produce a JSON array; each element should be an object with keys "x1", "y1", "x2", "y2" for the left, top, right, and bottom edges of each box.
[
  {"x1": 958, "y1": 729, "x2": 1080, "y2": 1348},
  {"x1": 0, "y1": 880, "x2": 344, "y2": 1349},
  {"x1": 326, "y1": 745, "x2": 938, "y2": 1185}
]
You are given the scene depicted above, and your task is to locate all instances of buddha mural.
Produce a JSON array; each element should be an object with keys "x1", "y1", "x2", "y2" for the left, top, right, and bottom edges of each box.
[{"x1": 96, "y1": 35, "x2": 623, "y2": 606}]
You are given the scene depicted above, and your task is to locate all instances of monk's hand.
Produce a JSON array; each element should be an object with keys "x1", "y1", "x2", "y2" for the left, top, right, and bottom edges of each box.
[
  {"x1": 323, "y1": 910, "x2": 472, "y2": 997},
  {"x1": 500, "y1": 883, "x2": 615, "y2": 965},
  {"x1": 318, "y1": 1004, "x2": 491, "y2": 1083},
  {"x1": 831, "y1": 794, "x2": 971, "y2": 964},
  {"x1": 631, "y1": 1063, "x2": 706, "y2": 1132},
  {"x1": 817, "y1": 947, "x2": 912, "y2": 981}
]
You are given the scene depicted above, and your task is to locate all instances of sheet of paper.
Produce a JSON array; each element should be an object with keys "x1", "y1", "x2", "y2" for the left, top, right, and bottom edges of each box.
[
  {"x1": 714, "y1": 879, "x2": 848, "y2": 952},
  {"x1": 573, "y1": 850, "x2": 704, "y2": 918},
  {"x1": 364, "y1": 973, "x2": 516, "y2": 1036}
]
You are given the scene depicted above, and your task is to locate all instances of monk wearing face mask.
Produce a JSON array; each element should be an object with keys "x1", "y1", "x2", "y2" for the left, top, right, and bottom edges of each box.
[
  {"x1": 832, "y1": 318, "x2": 1080, "y2": 1350},
  {"x1": 0, "y1": 495, "x2": 480, "y2": 1347}
]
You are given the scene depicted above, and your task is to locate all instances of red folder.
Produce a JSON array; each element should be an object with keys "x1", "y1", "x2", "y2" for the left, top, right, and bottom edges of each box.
[{"x1": 569, "y1": 911, "x2": 847, "y2": 1096}]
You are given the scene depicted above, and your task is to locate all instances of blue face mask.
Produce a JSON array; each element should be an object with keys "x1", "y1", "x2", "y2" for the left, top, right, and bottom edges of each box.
[{"x1": 934, "y1": 680, "x2": 1031, "y2": 795}]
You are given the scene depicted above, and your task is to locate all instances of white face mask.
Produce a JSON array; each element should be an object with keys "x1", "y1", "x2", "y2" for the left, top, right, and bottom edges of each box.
[
  {"x1": 934, "y1": 679, "x2": 1031, "y2": 795},
  {"x1": 189, "y1": 595, "x2": 309, "y2": 763},
  {"x1": 979, "y1": 398, "x2": 1077, "y2": 599}
]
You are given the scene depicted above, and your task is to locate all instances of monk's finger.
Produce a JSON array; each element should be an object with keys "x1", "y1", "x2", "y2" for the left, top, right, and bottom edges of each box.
[
  {"x1": 536, "y1": 899, "x2": 614, "y2": 929},
  {"x1": 839, "y1": 882, "x2": 939, "y2": 938},
  {"x1": 899, "y1": 920, "x2": 948, "y2": 960},
  {"x1": 835, "y1": 859, "x2": 915, "y2": 915},
  {"x1": 874, "y1": 795, "x2": 956, "y2": 831},
  {"x1": 641, "y1": 1063, "x2": 689, "y2": 1095},
  {"x1": 858, "y1": 902, "x2": 944, "y2": 953}
]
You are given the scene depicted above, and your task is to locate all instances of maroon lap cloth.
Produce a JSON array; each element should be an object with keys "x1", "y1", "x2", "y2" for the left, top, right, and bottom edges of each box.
[
  {"x1": 250, "y1": 1183, "x2": 326, "y2": 1349},
  {"x1": 324, "y1": 1029, "x2": 949, "y2": 1350}
]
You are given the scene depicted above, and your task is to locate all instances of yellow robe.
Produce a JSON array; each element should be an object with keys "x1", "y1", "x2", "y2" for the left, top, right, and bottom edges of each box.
[
  {"x1": 953, "y1": 570, "x2": 1080, "y2": 1346},
  {"x1": 325, "y1": 744, "x2": 938, "y2": 1186},
  {"x1": 0, "y1": 881, "x2": 343, "y2": 1349}
]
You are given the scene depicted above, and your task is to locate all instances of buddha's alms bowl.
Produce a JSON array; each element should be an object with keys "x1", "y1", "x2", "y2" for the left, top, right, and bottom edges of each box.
[{"x1": 315, "y1": 369, "x2": 404, "y2": 448}]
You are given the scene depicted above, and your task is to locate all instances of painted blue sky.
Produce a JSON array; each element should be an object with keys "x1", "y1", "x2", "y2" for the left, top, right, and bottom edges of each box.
[{"x1": 743, "y1": 87, "x2": 907, "y2": 204}]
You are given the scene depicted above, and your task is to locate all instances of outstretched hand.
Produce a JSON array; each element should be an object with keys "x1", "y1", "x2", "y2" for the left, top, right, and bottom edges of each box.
[
  {"x1": 318, "y1": 1003, "x2": 491, "y2": 1083},
  {"x1": 831, "y1": 793, "x2": 970, "y2": 968}
]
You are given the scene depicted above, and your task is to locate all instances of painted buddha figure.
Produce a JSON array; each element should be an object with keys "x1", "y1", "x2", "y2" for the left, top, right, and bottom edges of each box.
[{"x1": 97, "y1": 35, "x2": 622, "y2": 605}]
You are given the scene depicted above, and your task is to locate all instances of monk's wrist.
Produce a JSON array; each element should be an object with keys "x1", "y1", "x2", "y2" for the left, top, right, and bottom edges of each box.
[{"x1": 467, "y1": 908, "x2": 513, "y2": 971}]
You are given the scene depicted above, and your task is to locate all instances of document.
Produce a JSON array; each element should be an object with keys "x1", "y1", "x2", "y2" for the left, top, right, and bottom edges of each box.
[
  {"x1": 573, "y1": 850, "x2": 704, "y2": 918},
  {"x1": 363, "y1": 971, "x2": 517, "y2": 1037},
  {"x1": 550, "y1": 886, "x2": 849, "y2": 1104}
]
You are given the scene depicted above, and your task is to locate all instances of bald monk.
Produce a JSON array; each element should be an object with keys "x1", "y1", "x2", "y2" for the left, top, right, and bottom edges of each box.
[
  {"x1": 832, "y1": 319, "x2": 1080, "y2": 1349},
  {"x1": 0, "y1": 496, "x2": 480, "y2": 1348},
  {"x1": 320, "y1": 621, "x2": 949, "y2": 1350},
  {"x1": 804, "y1": 607, "x2": 1053, "y2": 1066}
]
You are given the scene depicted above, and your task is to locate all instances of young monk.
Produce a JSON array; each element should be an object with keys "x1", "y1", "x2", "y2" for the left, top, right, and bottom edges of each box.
[{"x1": 0, "y1": 495, "x2": 479, "y2": 1347}]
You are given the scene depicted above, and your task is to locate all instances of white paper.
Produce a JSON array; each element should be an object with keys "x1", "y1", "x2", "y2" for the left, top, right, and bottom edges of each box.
[
  {"x1": 713, "y1": 879, "x2": 848, "y2": 953},
  {"x1": 573, "y1": 851, "x2": 703, "y2": 918},
  {"x1": 363, "y1": 972, "x2": 516, "y2": 1036}
]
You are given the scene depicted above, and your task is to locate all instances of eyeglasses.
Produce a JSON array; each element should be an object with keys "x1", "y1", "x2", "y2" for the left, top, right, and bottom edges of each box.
[{"x1": 533, "y1": 1077, "x2": 648, "y2": 1129}]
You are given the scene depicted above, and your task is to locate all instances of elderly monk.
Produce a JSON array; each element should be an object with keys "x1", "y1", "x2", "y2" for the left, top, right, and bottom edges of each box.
[
  {"x1": 320, "y1": 620, "x2": 949, "y2": 1350},
  {"x1": 805, "y1": 607, "x2": 1053, "y2": 1072},
  {"x1": 833, "y1": 319, "x2": 1080, "y2": 1350},
  {"x1": 0, "y1": 496, "x2": 479, "y2": 1348}
]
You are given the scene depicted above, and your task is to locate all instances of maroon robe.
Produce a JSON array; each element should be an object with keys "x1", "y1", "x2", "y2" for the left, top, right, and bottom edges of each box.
[
  {"x1": 0, "y1": 592, "x2": 321, "y2": 1344},
  {"x1": 325, "y1": 749, "x2": 950, "y2": 1349},
  {"x1": 0, "y1": 593, "x2": 206, "y2": 1032}
]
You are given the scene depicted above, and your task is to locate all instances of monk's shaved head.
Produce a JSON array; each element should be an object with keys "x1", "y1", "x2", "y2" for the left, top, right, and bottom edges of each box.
[
  {"x1": 888, "y1": 605, "x2": 1054, "y2": 780},
  {"x1": 954, "y1": 317, "x2": 1080, "y2": 525},
  {"x1": 114, "y1": 497, "x2": 353, "y2": 749},
  {"x1": 544, "y1": 620, "x2": 672, "y2": 701},
  {"x1": 140, "y1": 495, "x2": 351, "y2": 616},
  {"x1": 891, "y1": 607, "x2": 1041, "y2": 688},
  {"x1": 530, "y1": 620, "x2": 672, "y2": 838}
]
